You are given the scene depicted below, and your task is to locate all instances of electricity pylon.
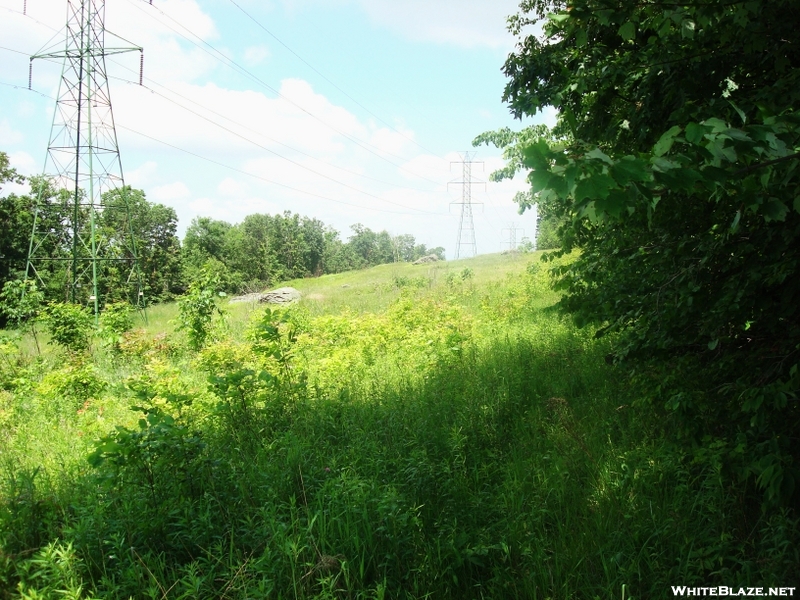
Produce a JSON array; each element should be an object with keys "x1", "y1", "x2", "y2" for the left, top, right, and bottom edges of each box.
[
  {"x1": 502, "y1": 222, "x2": 524, "y2": 252},
  {"x1": 25, "y1": 0, "x2": 145, "y2": 320},
  {"x1": 448, "y1": 151, "x2": 484, "y2": 259}
]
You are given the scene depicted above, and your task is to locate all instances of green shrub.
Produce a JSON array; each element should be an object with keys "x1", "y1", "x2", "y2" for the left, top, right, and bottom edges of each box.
[
  {"x1": 98, "y1": 302, "x2": 133, "y2": 353},
  {"x1": 42, "y1": 302, "x2": 94, "y2": 353},
  {"x1": 177, "y1": 269, "x2": 226, "y2": 351}
]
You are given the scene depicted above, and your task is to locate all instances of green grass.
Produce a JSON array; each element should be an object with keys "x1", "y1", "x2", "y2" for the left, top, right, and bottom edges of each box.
[{"x1": 0, "y1": 252, "x2": 796, "y2": 599}]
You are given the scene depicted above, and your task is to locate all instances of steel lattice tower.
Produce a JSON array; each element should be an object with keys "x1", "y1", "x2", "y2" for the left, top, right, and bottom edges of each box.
[
  {"x1": 502, "y1": 222, "x2": 523, "y2": 252},
  {"x1": 449, "y1": 151, "x2": 483, "y2": 259},
  {"x1": 25, "y1": 0, "x2": 145, "y2": 319}
]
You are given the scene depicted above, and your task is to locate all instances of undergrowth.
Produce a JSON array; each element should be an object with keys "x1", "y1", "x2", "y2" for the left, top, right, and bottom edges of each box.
[{"x1": 0, "y1": 254, "x2": 796, "y2": 599}]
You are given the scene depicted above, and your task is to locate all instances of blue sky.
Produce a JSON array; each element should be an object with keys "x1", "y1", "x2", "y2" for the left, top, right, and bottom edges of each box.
[{"x1": 0, "y1": 0, "x2": 552, "y2": 257}]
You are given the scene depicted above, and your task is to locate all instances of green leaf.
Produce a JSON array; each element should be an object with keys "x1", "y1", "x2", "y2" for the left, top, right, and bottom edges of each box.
[
  {"x1": 723, "y1": 128, "x2": 752, "y2": 142},
  {"x1": 793, "y1": 195, "x2": 800, "y2": 214},
  {"x1": 729, "y1": 100, "x2": 747, "y2": 125},
  {"x1": 618, "y1": 21, "x2": 635, "y2": 41},
  {"x1": 730, "y1": 210, "x2": 741, "y2": 232},
  {"x1": 653, "y1": 126, "x2": 682, "y2": 157},
  {"x1": 651, "y1": 157, "x2": 680, "y2": 172},
  {"x1": 762, "y1": 198, "x2": 788, "y2": 222},
  {"x1": 653, "y1": 167, "x2": 702, "y2": 191},
  {"x1": 585, "y1": 148, "x2": 613, "y2": 164},
  {"x1": 528, "y1": 168, "x2": 552, "y2": 194},
  {"x1": 575, "y1": 174, "x2": 616, "y2": 201},
  {"x1": 703, "y1": 117, "x2": 728, "y2": 133},
  {"x1": 576, "y1": 28, "x2": 588, "y2": 47},
  {"x1": 521, "y1": 140, "x2": 551, "y2": 169},
  {"x1": 610, "y1": 156, "x2": 650, "y2": 185},
  {"x1": 595, "y1": 188, "x2": 628, "y2": 218},
  {"x1": 684, "y1": 122, "x2": 706, "y2": 145},
  {"x1": 708, "y1": 339, "x2": 719, "y2": 350}
]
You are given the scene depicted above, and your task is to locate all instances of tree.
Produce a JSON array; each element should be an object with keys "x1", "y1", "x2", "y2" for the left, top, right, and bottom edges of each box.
[
  {"x1": 100, "y1": 187, "x2": 183, "y2": 302},
  {"x1": 0, "y1": 153, "x2": 30, "y2": 307},
  {"x1": 480, "y1": 0, "x2": 800, "y2": 505}
]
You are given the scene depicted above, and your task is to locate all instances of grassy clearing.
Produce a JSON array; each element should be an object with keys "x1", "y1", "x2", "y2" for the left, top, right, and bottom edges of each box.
[{"x1": 0, "y1": 253, "x2": 796, "y2": 599}]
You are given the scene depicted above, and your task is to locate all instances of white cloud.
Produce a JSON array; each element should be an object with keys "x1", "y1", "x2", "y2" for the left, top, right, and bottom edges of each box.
[
  {"x1": 126, "y1": 161, "x2": 159, "y2": 187},
  {"x1": 217, "y1": 177, "x2": 250, "y2": 196},
  {"x1": 151, "y1": 181, "x2": 191, "y2": 201},
  {"x1": 0, "y1": 0, "x2": 531, "y2": 257},
  {"x1": 8, "y1": 150, "x2": 37, "y2": 175},
  {"x1": 243, "y1": 45, "x2": 271, "y2": 66},
  {"x1": 354, "y1": 0, "x2": 521, "y2": 49},
  {"x1": 0, "y1": 120, "x2": 24, "y2": 146}
]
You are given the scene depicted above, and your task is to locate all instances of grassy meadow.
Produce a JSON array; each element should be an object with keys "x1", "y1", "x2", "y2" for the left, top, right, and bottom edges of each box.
[{"x1": 0, "y1": 252, "x2": 796, "y2": 599}]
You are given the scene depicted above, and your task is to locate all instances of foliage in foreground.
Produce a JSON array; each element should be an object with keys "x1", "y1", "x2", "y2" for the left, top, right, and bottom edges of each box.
[
  {"x1": 477, "y1": 0, "x2": 800, "y2": 509},
  {"x1": 0, "y1": 257, "x2": 797, "y2": 599}
]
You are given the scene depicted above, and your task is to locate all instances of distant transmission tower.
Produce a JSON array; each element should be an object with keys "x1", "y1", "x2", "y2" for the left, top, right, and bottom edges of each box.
[
  {"x1": 502, "y1": 222, "x2": 524, "y2": 252},
  {"x1": 25, "y1": 0, "x2": 145, "y2": 319},
  {"x1": 448, "y1": 151, "x2": 484, "y2": 259}
]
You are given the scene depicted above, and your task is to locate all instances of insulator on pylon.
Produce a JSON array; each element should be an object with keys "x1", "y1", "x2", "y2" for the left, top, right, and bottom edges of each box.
[
  {"x1": 23, "y1": 0, "x2": 26, "y2": 15},
  {"x1": 28, "y1": 60, "x2": 32, "y2": 89},
  {"x1": 139, "y1": 51, "x2": 144, "y2": 85}
]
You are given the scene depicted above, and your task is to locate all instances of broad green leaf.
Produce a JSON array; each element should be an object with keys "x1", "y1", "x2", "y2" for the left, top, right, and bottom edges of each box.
[
  {"x1": 651, "y1": 157, "x2": 680, "y2": 172},
  {"x1": 794, "y1": 195, "x2": 800, "y2": 214},
  {"x1": 610, "y1": 156, "x2": 650, "y2": 184},
  {"x1": 548, "y1": 173, "x2": 569, "y2": 197},
  {"x1": 729, "y1": 100, "x2": 747, "y2": 125},
  {"x1": 706, "y1": 139, "x2": 737, "y2": 163},
  {"x1": 521, "y1": 140, "x2": 551, "y2": 169},
  {"x1": 654, "y1": 126, "x2": 682, "y2": 157},
  {"x1": 681, "y1": 20, "x2": 695, "y2": 39},
  {"x1": 595, "y1": 188, "x2": 628, "y2": 218},
  {"x1": 730, "y1": 209, "x2": 741, "y2": 232},
  {"x1": 528, "y1": 168, "x2": 553, "y2": 194},
  {"x1": 763, "y1": 198, "x2": 788, "y2": 222},
  {"x1": 653, "y1": 167, "x2": 703, "y2": 191},
  {"x1": 576, "y1": 28, "x2": 588, "y2": 47},
  {"x1": 585, "y1": 148, "x2": 614, "y2": 164},
  {"x1": 703, "y1": 117, "x2": 728, "y2": 133},
  {"x1": 685, "y1": 122, "x2": 706, "y2": 145},
  {"x1": 723, "y1": 128, "x2": 752, "y2": 142},
  {"x1": 575, "y1": 173, "x2": 616, "y2": 201},
  {"x1": 618, "y1": 21, "x2": 635, "y2": 41}
]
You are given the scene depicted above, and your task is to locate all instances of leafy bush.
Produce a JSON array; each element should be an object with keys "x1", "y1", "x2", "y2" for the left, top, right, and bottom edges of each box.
[
  {"x1": 0, "y1": 280, "x2": 44, "y2": 353},
  {"x1": 177, "y1": 269, "x2": 227, "y2": 351},
  {"x1": 41, "y1": 302, "x2": 94, "y2": 354},
  {"x1": 36, "y1": 362, "x2": 107, "y2": 417},
  {"x1": 98, "y1": 302, "x2": 133, "y2": 353},
  {"x1": 118, "y1": 328, "x2": 173, "y2": 359}
]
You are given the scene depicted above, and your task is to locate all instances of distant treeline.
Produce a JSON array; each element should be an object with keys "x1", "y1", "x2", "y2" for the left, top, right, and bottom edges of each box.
[{"x1": 0, "y1": 155, "x2": 444, "y2": 308}]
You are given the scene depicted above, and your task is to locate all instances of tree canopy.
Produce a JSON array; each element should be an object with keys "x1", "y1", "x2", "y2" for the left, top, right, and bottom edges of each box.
[
  {"x1": 2, "y1": 151, "x2": 442, "y2": 309},
  {"x1": 477, "y1": 0, "x2": 800, "y2": 505}
]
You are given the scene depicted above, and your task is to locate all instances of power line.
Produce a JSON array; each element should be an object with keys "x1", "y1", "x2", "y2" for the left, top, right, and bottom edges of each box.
[
  {"x1": 127, "y1": 0, "x2": 445, "y2": 185},
  {"x1": 226, "y1": 0, "x2": 447, "y2": 161},
  {"x1": 107, "y1": 70, "x2": 439, "y2": 196},
  {"x1": 5, "y1": 2, "x2": 450, "y2": 194},
  {"x1": 109, "y1": 76, "x2": 444, "y2": 215},
  {"x1": 3, "y1": 5, "x2": 454, "y2": 218},
  {"x1": 116, "y1": 124, "x2": 446, "y2": 217},
  {"x1": 1, "y1": 77, "x2": 448, "y2": 217}
]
